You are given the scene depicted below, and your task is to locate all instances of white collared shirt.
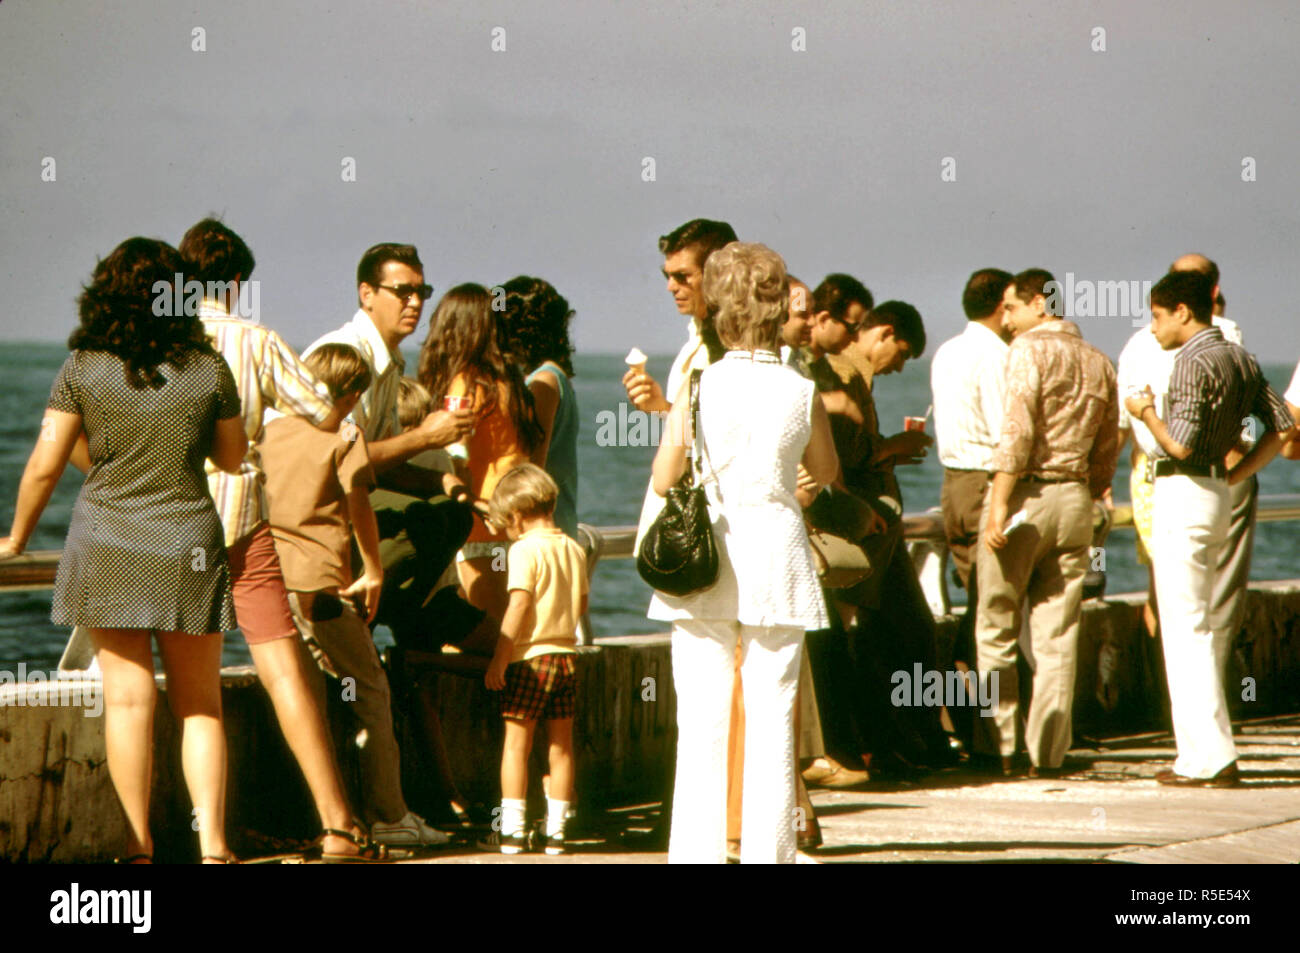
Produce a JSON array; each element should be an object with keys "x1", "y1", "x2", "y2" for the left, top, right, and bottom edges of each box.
[
  {"x1": 930, "y1": 321, "x2": 1009, "y2": 470},
  {"x1": 665, "y1": 318, "x2": 710, "y2": 404},
  {"x1": 303, "y1": 309, "x2": 405, "y2": 443},
  {"x1": 1117, "y1": 315, "x2": 1243, "y2": 457}
]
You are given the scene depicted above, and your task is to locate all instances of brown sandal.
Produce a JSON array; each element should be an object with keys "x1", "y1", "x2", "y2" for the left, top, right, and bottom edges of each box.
[{"x1": 321, "y1": 828, "x2": 390, "y2": 863}]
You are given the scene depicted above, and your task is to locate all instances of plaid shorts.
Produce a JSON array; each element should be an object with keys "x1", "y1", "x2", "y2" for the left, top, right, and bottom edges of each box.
[{"x1": 500, "y1": 653, "x2": 577, "y2": 721}]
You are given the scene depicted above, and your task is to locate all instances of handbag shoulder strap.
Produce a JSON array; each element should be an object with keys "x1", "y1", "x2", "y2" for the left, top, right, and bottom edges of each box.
[{"x1": 689, "y1": 368, "x2": 706, "y2": 481}]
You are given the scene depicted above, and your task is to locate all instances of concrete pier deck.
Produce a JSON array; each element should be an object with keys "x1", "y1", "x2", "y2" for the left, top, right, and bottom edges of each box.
[
  {"x1": 5, "y1": 583, "x2": 1299, "y2": 863},
  {"x1": 393, "y1": 713, "x2": 1300, "y2": 864}
]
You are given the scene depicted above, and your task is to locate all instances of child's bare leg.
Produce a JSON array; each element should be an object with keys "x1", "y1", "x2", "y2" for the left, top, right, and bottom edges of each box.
[
  {"x1": 546, "y1": 717, "x2": 575, "y2": 802},
  {"x1": 501, "y1": 717, "x2": 536, "y2": 801}
]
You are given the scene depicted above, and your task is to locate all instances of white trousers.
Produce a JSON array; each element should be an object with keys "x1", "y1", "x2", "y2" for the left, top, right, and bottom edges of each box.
[
  {"x1": 669, "y1": 619, "x2": 803, "y2": 864},
  {"x1": 1151, "y1": 474, "x2": 1238, "y2": 778}
]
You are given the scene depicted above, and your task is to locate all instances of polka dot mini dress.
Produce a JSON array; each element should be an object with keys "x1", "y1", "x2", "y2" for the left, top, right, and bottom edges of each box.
[{"x1": 47, "y1": 349, "x2": 240, "y2": 634}]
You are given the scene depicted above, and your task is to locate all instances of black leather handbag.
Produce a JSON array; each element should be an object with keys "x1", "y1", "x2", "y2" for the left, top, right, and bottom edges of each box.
[{"x1": 636, "y1": 370, "x2": 719, "y2": 596}]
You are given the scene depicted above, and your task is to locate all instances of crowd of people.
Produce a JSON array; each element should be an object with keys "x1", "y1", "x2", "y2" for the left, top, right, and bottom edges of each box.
[
  {"x1": 0, "y1": 221, "x2": 583, "y2": 862},
  {"x1": 621, "y1": 220, "x2": 1300, "y2": 864},
  {"x1": 1, "y1": 214, "x2": 1298, "y2": 865}
]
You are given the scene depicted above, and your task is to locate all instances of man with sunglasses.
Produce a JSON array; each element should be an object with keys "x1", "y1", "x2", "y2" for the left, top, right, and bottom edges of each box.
[
  {"x1": 300, "y1": 243, "x2": 474, "y2": 848},
  {"x1": 305, "y1": 243, "x2": 473, "y2": 494}
]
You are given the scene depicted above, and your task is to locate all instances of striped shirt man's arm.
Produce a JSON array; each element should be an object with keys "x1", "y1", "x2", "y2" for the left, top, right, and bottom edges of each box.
[
  {"x1": 1252, "y1": 377, "x2": 1295, "y2": 434},
  {"x1": 1164, "y1": 354, "x2": 1212, "y2": 452},
  {"x1": 260, "y1": 330, "x2": 333, "y2": 424}
]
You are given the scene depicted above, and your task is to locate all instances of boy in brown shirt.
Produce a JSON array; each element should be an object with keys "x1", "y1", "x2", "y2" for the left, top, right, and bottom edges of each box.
[{"x1": 261, "y1": 343, "x2": 448, "y2": 847}]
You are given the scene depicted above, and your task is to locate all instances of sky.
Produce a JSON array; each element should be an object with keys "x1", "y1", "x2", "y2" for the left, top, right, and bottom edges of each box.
[{"x1": 3, "y1": 0, "x2": 1299, "y2": 362}]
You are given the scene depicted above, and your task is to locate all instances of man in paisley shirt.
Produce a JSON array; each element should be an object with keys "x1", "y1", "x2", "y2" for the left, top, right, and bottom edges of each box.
[{"x1": 975, "y1": 269, "x2": 1119, "y2": 777}]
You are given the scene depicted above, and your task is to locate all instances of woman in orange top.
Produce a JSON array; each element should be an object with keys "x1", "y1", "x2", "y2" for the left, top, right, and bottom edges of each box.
[{"x1": 418, "y1": 284, "x2": 543, "y2": 620}]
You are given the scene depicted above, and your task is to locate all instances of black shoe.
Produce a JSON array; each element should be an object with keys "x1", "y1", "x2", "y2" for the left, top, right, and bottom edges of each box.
[
  {"x1": 476, "y1": 830, "x2": 529, "y2": 854},
  {"x1": 543, "y1": 831, "x2": 567, "y2": 856}
]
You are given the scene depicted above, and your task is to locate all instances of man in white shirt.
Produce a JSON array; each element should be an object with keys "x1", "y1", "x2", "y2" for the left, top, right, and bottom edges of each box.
[
  {"x1": 622, "y1": 219, "x2": 738, "y2": 415},
  {"x1": 621, "y1": 219, "x2": 738, "y2": 849},
  {"x1": 304, "y1": 243, "x2": 473, "y2": 497},
  {"x1": 1117, "y1": 253, "x2": 1251, "y2": 651},
  {"x1": 931, "y1": 269, "x2": 1013, "y2": 595},
  {"x1": 930, "y1": 269, "x2": 1013, "y2": 754},
  {"x1": 300, "y1": 243, "x2": 475, "y2": 848}
]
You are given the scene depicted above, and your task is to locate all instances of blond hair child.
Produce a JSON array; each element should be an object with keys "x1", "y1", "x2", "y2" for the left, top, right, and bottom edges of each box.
[{"x1": 480, "y1": 464, "x2": 588, "y2": 854}]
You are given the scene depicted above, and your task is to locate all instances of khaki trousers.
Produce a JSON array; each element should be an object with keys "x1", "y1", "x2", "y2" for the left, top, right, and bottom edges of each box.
[
  {"x1": 288, "y1": 591, "x2": 408, "y2": 824},
  {"x1": 941, "y1": 468, "x2": 991, "y2": 590},
  {"x1": 974, "y1": 481, "x2": 1091, "y2": 767}
]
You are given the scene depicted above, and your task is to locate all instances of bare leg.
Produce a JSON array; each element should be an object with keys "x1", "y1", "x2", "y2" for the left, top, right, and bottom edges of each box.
[
  {"x1": 546, "y1": 717, "x2": 575, "y2": 804},
  {"x1": 458, "y1": 556, "x2": 510, "y2": 621},
  {"x1": 248, "y1": 636, "x2": 360, "y2": 856},
  {"x1": 155, "y1": 630, "x2": 230, "y2": 861},
  {"x1": 501, "y1": 717, "x2": 536, "y2": 801},
  {"x1": 90, "y1": 628, "x2": 157, "y2": 861}
]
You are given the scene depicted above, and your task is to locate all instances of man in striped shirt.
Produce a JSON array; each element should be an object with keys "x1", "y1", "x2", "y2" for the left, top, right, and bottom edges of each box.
[
  {"x1": 1124, "y1": 269, "x2": 1294, "y2": 786},
  {"x1": 184, "y1": 218, "x2": 378, "y2": 859}
]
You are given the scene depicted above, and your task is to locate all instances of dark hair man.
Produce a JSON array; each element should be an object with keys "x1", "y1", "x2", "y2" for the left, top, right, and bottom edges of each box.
[
  {"x1": 623, "y1": 218, "x2": 738, "y2": 414},
  {"x1": 305, "y1": 243, "x2": 472, "y2": 495},
  {"x1": 977, "y1": 268, "x2": 1119, "y2": 777},
  {"x1": 930, "y1": 269, "x2": 1015, "y2": 721},
  {"x1": 180, "y1": 217, "x2": 374, "y2": 860},
  {"x1": 297, "y1": 242, "x2": 478, "y2": 847},
  {"x1": 1124, "y1": 269, "x2": 1292, "y2": 786}
]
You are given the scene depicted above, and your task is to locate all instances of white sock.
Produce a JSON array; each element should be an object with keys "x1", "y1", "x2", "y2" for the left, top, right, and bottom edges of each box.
[
  {"x1": 500, "y1": 798, "x2": 526, "y2": 837},
  {"x1": 547, "y1": 798, "x2": 570, "y2": 838}
]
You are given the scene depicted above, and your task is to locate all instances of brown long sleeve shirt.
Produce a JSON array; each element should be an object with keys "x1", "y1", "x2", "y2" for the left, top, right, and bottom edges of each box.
[{"x1": 991, "y1": 319, "x2": 1119, "y2": 498}]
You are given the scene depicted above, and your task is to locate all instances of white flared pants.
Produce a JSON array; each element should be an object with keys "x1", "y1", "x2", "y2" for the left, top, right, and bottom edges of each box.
[
  {"x1": 668, "y1": 619, "x2": 803, "y2": 864},
  {"x1": 1151, "y1": 474, "x2": 1238, "y2": 778}
]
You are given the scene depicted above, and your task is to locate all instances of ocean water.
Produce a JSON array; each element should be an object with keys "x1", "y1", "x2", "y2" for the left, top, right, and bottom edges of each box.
[{"x1": 2, "y1": 343, "x2": 1298, "y2": 670}]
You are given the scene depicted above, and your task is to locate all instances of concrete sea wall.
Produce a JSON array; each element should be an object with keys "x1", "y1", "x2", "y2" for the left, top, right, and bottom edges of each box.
[{"x1": 3, "y1": 585, "x2": 1299, "y2": 862}]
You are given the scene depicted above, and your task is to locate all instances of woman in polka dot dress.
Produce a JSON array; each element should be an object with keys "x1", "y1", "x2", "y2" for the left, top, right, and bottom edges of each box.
[{"x1": 0, "y1": 238, "x2": 249, "y2": 864}]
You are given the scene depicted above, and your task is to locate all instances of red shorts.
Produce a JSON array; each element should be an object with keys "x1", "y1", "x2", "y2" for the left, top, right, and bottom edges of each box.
[
  {"x1": 500, "y1": 653, "x2": 577, "y2": 721},
  {"x1": 227, "y1": 523, "x2": 299, "y2": 646}
]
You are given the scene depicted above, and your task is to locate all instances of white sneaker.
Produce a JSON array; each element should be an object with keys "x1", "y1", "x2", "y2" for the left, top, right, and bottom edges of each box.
[{"x1": 371, "y1": 811, "x2": 452, "y2": 847}]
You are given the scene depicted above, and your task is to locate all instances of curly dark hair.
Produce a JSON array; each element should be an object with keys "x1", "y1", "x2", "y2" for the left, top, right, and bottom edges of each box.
[
  {"x1": 497, "y1": 276, "x2": 576, "y2": 377},
  {"x1": 69, "y1": 237, "x2": 215, "y2": 389}
]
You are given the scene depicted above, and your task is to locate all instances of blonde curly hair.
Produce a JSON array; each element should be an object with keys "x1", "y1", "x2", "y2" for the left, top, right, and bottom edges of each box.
[{"x1": 702, "y1": 242, "x2": 787, "y2": 353}]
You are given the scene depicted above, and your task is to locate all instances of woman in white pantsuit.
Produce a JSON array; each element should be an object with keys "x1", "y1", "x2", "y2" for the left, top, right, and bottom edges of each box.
[{"x1": 649, "y1": 242, "x2": 839, "y2": 863}]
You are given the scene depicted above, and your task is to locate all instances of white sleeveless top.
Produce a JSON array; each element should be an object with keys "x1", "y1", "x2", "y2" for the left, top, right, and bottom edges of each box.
[{"x1": 648, "y1": 350, "x2": 829, "y2": 629}]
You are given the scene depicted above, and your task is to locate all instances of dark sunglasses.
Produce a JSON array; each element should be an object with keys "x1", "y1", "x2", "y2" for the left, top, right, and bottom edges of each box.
[{"x1": 376, "y1": 283, "x2": 433, "y2": 302}]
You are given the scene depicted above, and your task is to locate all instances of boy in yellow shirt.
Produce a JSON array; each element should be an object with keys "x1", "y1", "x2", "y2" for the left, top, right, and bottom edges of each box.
[{"x1": 480, "y1": 464, "x2": 588, "y2": 854}]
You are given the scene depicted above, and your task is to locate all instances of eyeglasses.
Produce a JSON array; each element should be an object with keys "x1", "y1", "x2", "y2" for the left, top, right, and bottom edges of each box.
[
  {"x1": 376, "y1": 283, "x2": 433, "y2": 302},
  {"x1": 829, "y1": 313, "x2": 862, "y2": 334}
]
